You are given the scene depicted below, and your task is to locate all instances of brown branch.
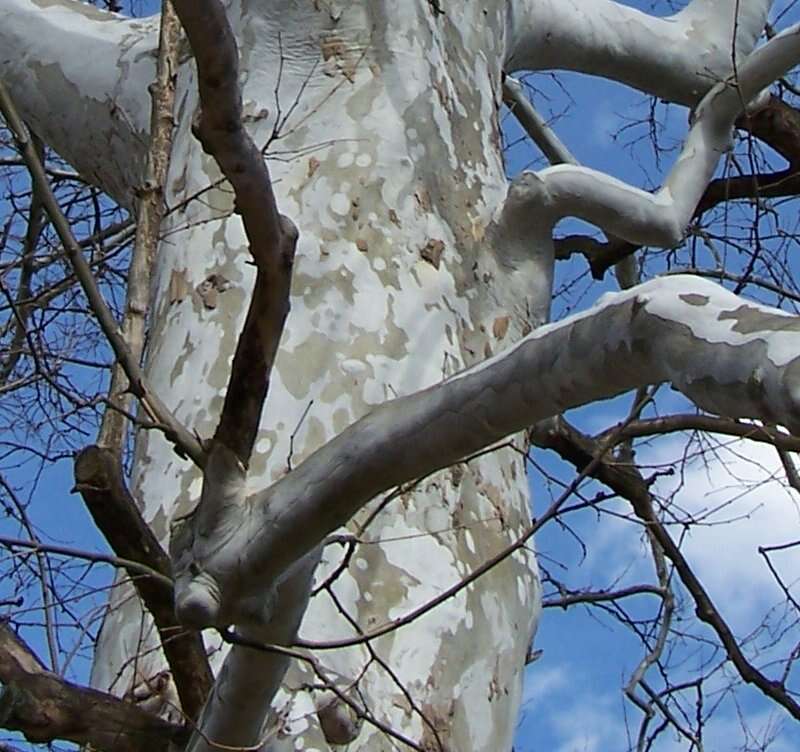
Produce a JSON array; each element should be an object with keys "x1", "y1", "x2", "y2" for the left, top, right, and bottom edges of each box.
[
  {"x1": 696, "y1": 168, "x2": 800, "y2": 213},
  {"x1": 542, "y1": 583, "x2": 665, "y2": 609},
  {"x1": 172, "y1": 0, "x2": 298, "y2": 466},
  {"x1": 532, "y1": 417, "x2": 800, "y2": 721},
  {"x1": 74, "y1": 445, "x2": 213, "y2": 721},
  {"x1": 596, "y1": 413, "x2": 800, "y2": 452},
  {"x1": 0, "y1": 624, "x2": 187, "y2": 752},
  {"x1": 739, "y1": 94, "x2": 800, "y2": 168},
  {"x1": 99, "y1": 0, "x2": 182, "y2": 453},
  {"x1": 0, "y1": 80, "x2": 204, "y2": 467}
]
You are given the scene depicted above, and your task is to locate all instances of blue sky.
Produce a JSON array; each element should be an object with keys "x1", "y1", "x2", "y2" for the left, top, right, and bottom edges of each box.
[
  {"x1": 2, "y1": 1, "x2": 800, "y2": 751},
  {"x1": 506, "y1": 3, "x2": 800, "y2": 749}
]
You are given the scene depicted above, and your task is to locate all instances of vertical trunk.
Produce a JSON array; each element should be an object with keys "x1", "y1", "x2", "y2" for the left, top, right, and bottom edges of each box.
[{"x1": 91, "y1": 2, "x2": 540, "y2": 750}]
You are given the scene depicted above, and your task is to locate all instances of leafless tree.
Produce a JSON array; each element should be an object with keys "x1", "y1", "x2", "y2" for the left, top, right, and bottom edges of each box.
[{"x1": 1, "y1": 1, "x2": 800, "y2": 750}]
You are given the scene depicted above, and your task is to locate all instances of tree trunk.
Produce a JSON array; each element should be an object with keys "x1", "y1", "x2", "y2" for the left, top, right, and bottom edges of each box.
[
  {"x1": 5, "y1": 1, "x2": 795, "y2": 749},
  {"x1": 84, "y1": 3, "x2": 539, "y2": 749}
]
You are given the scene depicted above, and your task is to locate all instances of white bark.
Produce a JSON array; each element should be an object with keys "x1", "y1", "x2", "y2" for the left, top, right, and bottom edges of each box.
[
  {"x1": 1, "y1": 0, "x2": 156, "y2": 203},
  {"x1": 3, "y1": 3, "x2": 536, "y2": 749},
  {"x1": 177, "y1": 273, "x2": 800, "y2": 623},
  {"x1": 2, "y1": 1, "x2": 798, "y2": 751},
  {"x1": 505, "y1": 0, "x2": 772, "y2": 104},
  {"x1": 502, "y1": 22, "x2": 800, "y2": 252}
]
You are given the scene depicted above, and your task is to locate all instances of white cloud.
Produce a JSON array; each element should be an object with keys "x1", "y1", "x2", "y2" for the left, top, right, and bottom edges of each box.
[
  {"x1": 644, "y1": 435, "x2": 800, "y2": 626},
  {"x1": 521, "y1": 665, "x2": 570, "y2": 709},
  {"x1": 549, "y1": 698, "x2": 622, "y2": 752}
]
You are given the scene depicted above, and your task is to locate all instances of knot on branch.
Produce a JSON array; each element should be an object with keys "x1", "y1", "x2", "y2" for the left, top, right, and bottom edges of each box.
[
  {"x1": 316, "y1": 690, "x2": 363, "y2": 746},
  {"x1": 174, "y1": 568, "x2": 222, "y2": 629}
]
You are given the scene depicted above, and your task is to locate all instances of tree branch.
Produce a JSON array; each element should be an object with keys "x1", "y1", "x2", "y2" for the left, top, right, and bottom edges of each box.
[
  {"x1": 598, "y1": 413, "x2": 800, "y2": 452},
  {"x1": 171, "y1": 0, "x2": 298, "y2": 467},
  {"x1": 502, "y1": 76, "x2": 576, "y2": 166},
  {"x1": 0, "y1": 81, "x2": 205, "y2": 467},
  {"x1": 0, "y1": 0, "x2": 158, "y2": 203},
  {"x1": 499, "y1": 23, "x2": 800, "y2": 279},
  {"x1": 73, "y1": 445, "x2": 213, "y2": 722},
  {"x1": 173, "y1": 275, "x2": 800, "y2": 638},
  {"x1": 162, "y1": 3, "x2": 304, "y2": 747},
  {"x1": 99, "y1": 0, "x2": 182, "y2": 454},
  {"x1": 505, "y1": 0, "x2": 771, "y2": 105},
  {"x1": 575, "y1": 95, "x2": 800, "y2": 280},
  {"x1": 532, "y1": 417, "x2": 800, "y2": 721},
  {"x1": 0, "y1": 624, "x2": 187, "y2": 752}
]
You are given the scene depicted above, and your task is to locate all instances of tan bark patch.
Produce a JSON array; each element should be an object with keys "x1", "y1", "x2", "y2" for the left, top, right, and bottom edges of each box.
[
  {"x1": 421, "y1": 239, "x2": 445, "y2": 269},
  {"x1": 492, "y1": 315, "x2": 510, "y2": 340}
]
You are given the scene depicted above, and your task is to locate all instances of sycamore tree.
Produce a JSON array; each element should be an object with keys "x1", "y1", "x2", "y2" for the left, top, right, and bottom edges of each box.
[{"x1": 1, "y1": 0, "x2": 800, "y2": 750}]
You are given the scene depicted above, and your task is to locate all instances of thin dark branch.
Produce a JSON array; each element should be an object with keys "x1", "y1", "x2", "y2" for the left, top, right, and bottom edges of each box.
[
  {"x1": 73, "y1": 445, "x2": 213, "y2": 720},
  {"x1": 171, "y1": 0, "x2": 298, "y2": 466},
  {"x1": 0, "y1": 80, "x2": 204, "y2": 467},
  {"x1": 534, "y1": 417, "x2": 800, "y2": 721}
]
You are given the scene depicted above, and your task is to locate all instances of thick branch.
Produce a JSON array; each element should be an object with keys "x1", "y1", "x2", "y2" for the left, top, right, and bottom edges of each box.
[
  {"x1": 0, "y1": 0, "x2": 158, "y2": 203},
  {"x1": 73, "y1": 445, "x2": 212, "y2": 721},
  {"x1": 174, "y1": 275, "x2": 800, "y2": 630},
  {"x1": 164, "y1": 2, "x2": 302, "y2": 747},
  {"x1": 561, "y1": 97, "x2": 800, "y2": 281},
  {"x1": 182, "y1": 550, "x2": 319, "y2": 752},
  {"x1": 500, "y1": 23, "x2": 800, "y2": 269},
  {"x1": 739, "y1": 93, "x2": 800, "y2": 167},
  {"x1": 0, "y1": 624, "x2": 186, "y2": 752},
  {"x1": 586, "y1": 95, "x2": 800, "y2": 279},
  {"x1": 505, "y1": 0, "x2": 771, "y2": 106}
]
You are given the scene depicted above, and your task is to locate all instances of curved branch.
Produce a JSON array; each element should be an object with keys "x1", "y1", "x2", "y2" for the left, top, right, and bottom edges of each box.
[
  {"x1": 505, "y1": 0, "x2": 771, "y2": 105},
  {"x1": 0, "y1": 0, "x2": 159, "y2": 203},
  {"x1": 501, "y1": 23, "x2": 800, "y2": 263},
  {"x1": 171, "y1": 0, "x2": 299, "y2": 466},
  {"x1": 599, "y1": 413, "x2": 800, "y2": 452},
  {"x1": 177, "y1": 275, "x2": 800, "y2": 629}
]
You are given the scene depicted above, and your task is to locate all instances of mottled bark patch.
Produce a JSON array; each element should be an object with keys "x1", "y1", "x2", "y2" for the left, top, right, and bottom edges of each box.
[
  {"x1": 679, "y1": 293, "x2": 710, "y2": 306},
  {"x1": 719, "y1": 304, "x2": 800, "y2": 333}
]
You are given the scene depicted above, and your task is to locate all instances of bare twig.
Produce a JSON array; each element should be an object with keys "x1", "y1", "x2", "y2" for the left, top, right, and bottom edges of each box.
[
  {"x1": 0, "y1": 534, "x2": 172, "y2": 587},
  {"x1": 534, "y1": 417, "x2": 800, "y2": 722},
  {"x1": 598, "y1": 413, "x2": 800, "y2": 453},
  {"x1": 0, "y1": 80, "x2": 204, "y2": 467}
]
